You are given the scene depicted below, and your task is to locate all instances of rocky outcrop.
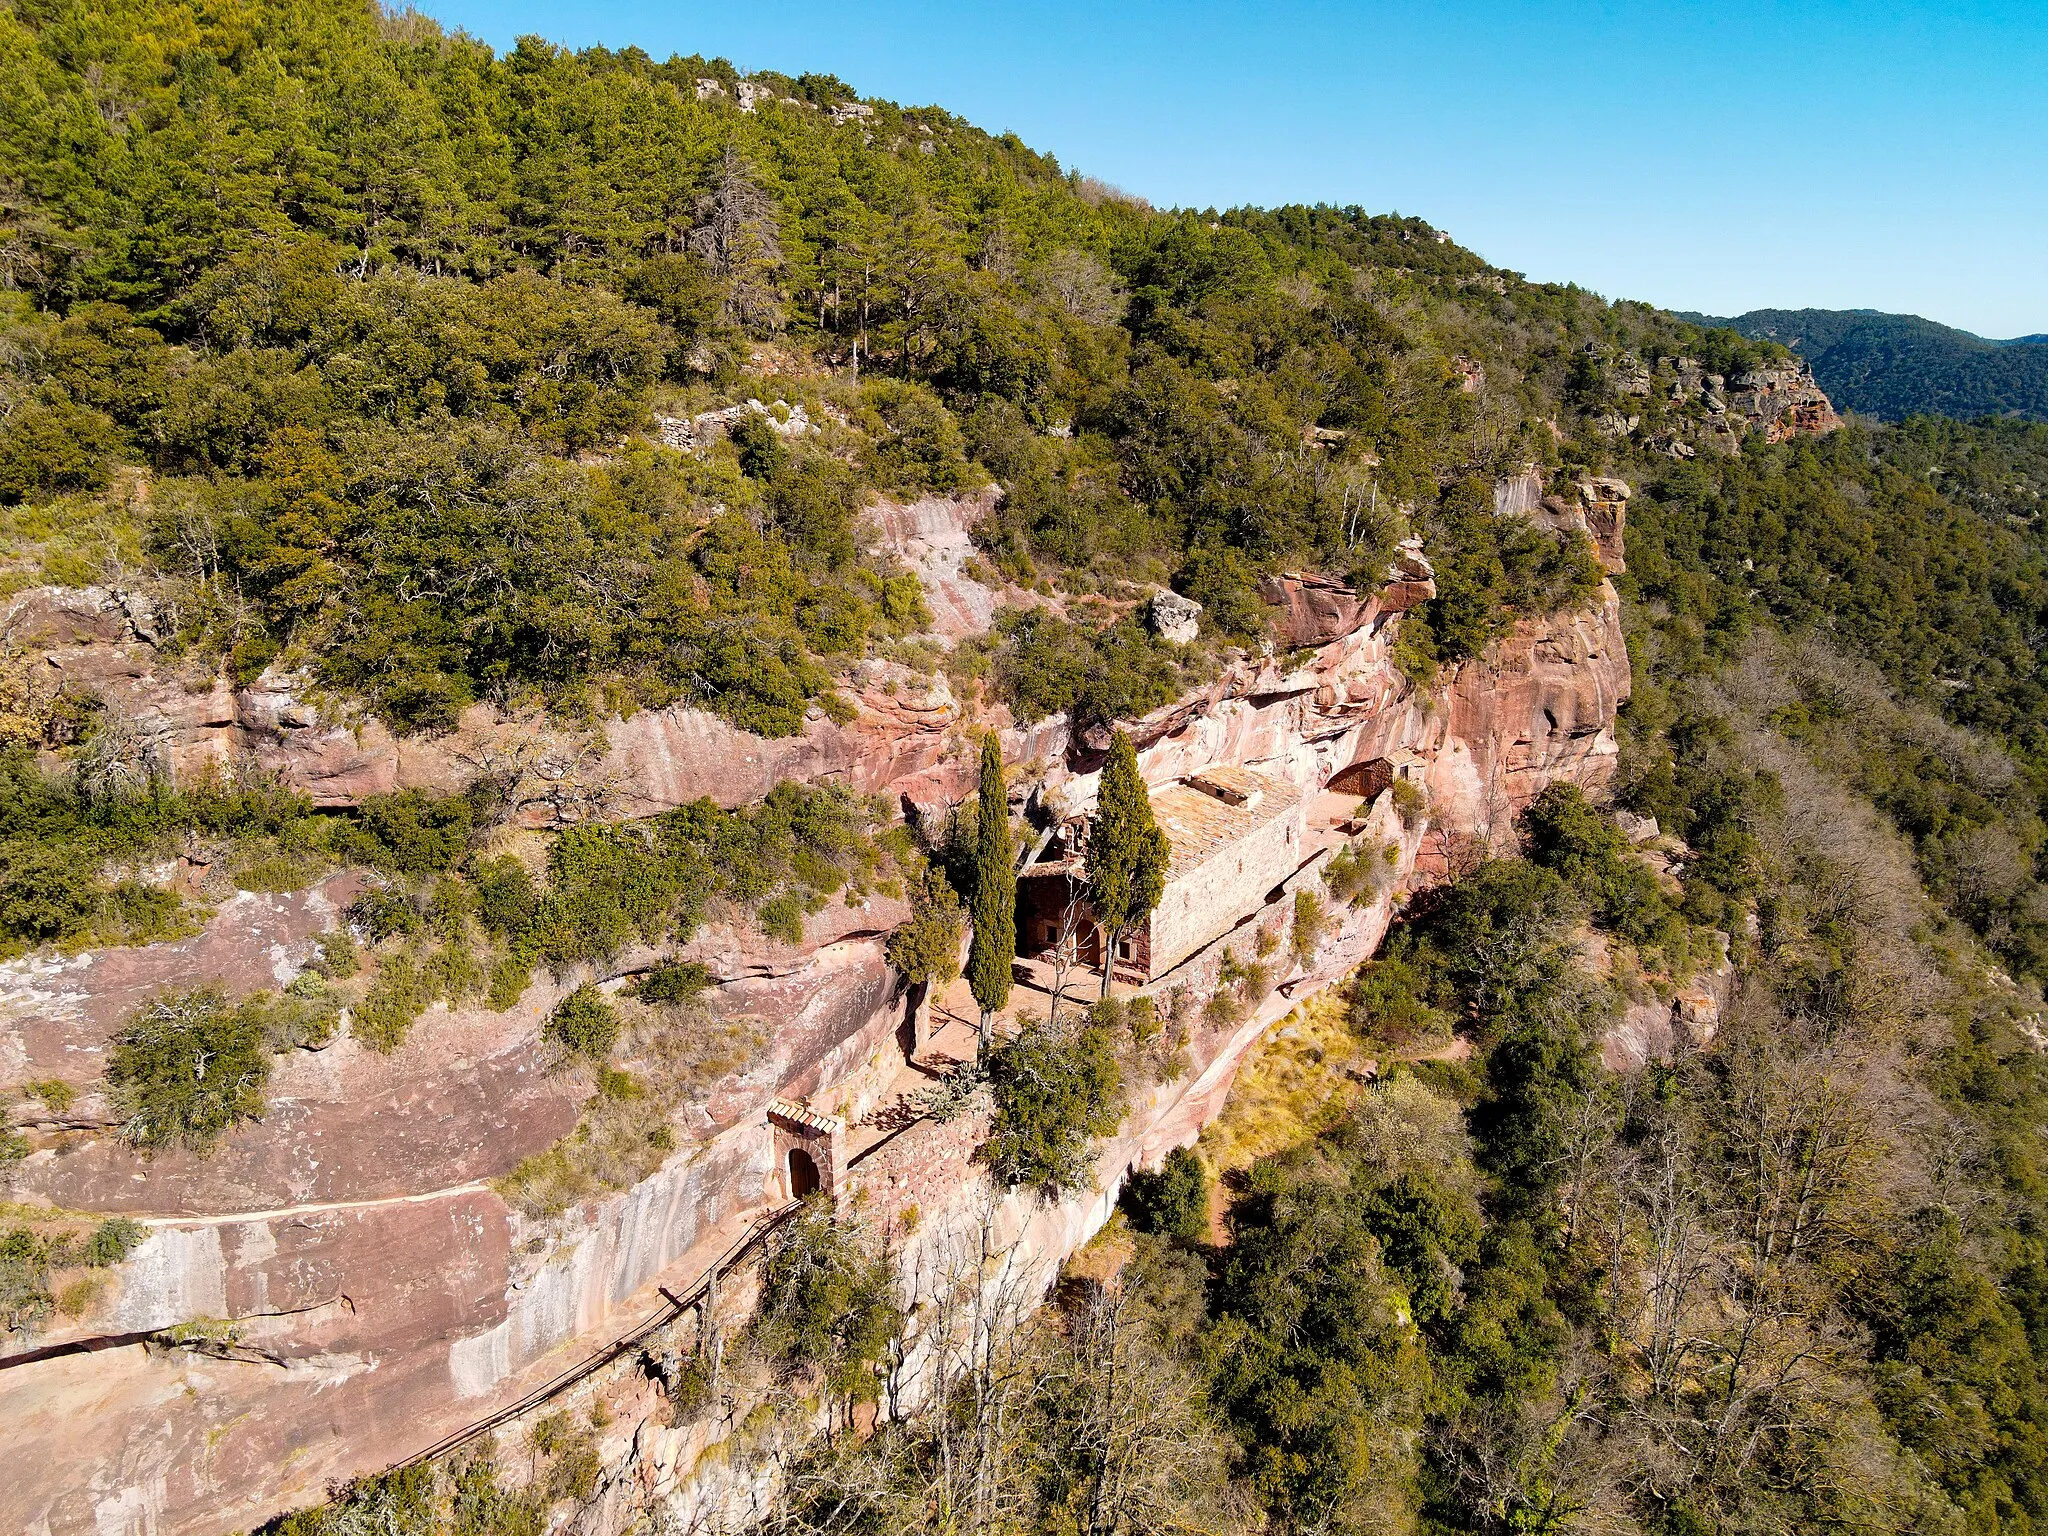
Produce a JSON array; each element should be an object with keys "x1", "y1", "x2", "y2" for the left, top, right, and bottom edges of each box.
[
  {"x1": 1603, "y1": 932, "x2": 1736, "y2": 1071},
  {"x1": 2, "y1": 491, "x2": 1025, "y2": 818},
  {"x1": 1257, "y1": 544, "x2": 1434, "y2": 651},
  {"x1": 1727, "y1": 362, "x2": 1843, "y2": 442},
  {"x1": 1148, "y1": 589, "x2": 1202, "y2": 646},
  {"x1": 653, "y1": 397, "x2": 815, "y2": 453},
  {"x1": 1494, "y1": 472, "x2": 1627, "y2": 573}
]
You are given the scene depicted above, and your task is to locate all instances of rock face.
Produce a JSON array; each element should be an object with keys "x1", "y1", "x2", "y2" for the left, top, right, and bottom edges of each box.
[
  {"x1": 1495, "y1": 471, "x2": 1628, "y2": 574},
  {"x1": 865, "y1": 487, "x2": 1003, "y2": 643},
  {"x1": 0, "y1": 875, "x2": 364, "y2": 1096},
  {"x1": 0, "y1": 508, "x2": 1635, "y2": 1535},
  {"x1": 1604, "y1": 933, "x2": 1736, "y2": 1071},
  {"x1": 3, "y1": 491, "x2": 1023, "y2": 821}
]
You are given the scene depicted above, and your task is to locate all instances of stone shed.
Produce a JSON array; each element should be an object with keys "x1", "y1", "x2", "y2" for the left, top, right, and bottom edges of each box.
[{"x1": 1017, "y1": 765, "x2": 1307, "y2": 987}]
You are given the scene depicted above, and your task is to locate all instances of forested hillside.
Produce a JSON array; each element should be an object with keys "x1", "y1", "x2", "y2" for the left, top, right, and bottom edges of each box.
[
  {"x1": 0, "y1": 0, "x2": 1781, "y2": 743},
  {"x1": 6, "y1": 4, "x2": 2048, "y2": 1535},
  {"x1": 1687, "y1": 307, "x2": 2048, "y2": 422}
]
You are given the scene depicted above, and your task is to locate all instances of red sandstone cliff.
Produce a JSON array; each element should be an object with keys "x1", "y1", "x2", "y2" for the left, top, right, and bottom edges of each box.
[{"x1": 0, "y1": 499, "x2": 1632, "y2": 1536}]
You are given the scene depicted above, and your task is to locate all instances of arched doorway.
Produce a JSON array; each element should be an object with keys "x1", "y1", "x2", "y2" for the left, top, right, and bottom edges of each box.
[{"x1": 788, "y1": 1146, "x2": 820, "y2": 1200}]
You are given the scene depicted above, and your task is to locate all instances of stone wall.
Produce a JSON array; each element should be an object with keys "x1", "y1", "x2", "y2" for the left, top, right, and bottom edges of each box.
[{"x1": 1147, "y1": 793, "x2": 1308, "y2": 974}]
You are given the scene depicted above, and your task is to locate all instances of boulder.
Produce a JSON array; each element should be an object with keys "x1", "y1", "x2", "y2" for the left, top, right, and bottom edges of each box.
[
  {"x1": 1615, "y1": 810, "x2": 1661, "y2": 845},
  {"x1": 1148, "y1": 589, "x2": 1202, "y2": 645}
]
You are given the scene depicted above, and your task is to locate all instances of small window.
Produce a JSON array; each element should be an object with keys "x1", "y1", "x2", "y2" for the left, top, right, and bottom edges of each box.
[{"x1": 1116, "y1": 937, "x2": 1135, "y2": 961}]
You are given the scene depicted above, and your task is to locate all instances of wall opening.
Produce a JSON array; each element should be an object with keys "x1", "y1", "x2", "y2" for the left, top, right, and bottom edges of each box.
[
  {"x1": 1328, "y1": 756, "x2": 1394, "y2": 800},
  {"x1": 788, "y1": 1146, "x2": 820, "y2": 1200}
]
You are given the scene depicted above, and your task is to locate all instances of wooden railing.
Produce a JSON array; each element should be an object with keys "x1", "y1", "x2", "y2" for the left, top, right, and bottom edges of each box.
[{"x1": 391, "y1": 1199, "x2": 802, "y2": 1471}]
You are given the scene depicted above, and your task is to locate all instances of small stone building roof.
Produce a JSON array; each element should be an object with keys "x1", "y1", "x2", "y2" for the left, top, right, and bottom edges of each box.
[
  {"x1": 1151, "y1": 768, "x2": 1301, "y2": 882},
  {"x1": 769, "y1": 1098, "x2": 845, "y2": 1136},
  {"x1": 1016, "y1": 766, "x2": 1301, "y2": 886}
]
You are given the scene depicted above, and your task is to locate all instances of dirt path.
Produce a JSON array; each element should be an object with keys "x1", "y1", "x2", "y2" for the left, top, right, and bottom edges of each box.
[{"x1": 126, "y1": 1180, "x2": 496, "y2": 1228}]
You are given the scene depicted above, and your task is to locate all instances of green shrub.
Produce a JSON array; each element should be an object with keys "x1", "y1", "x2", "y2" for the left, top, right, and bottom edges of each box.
[
  {"x1": 353, "y1": 950, "x2": 433, "y2": 1052},
  {"x1": 1348, "y1": 956, "x2": 1452, "y2": 1048},
  {"x1": 244, "y1": 977, "x2": 343, "y2": 1050},
  {"x1": 449, "y1": 1446, "x2": 542, "y2": 1536},
  {"x1": 751, "y1": 1200, "x2": 902, "y2": 1402},
  {"x1": 527, "y1": 822, "x2": 690, "y2": 968},
  {"x1": 270, "y1": 1466, "x2": 439, "y2": 1536},
  {"x1": 348, "y1": 886, "x2": 420, "y2": 942},
  {"x1": 1323, "y1": 837, "x2": 1395, "y2": 907},
  {"x1": 104, "y1": 988, "x2": 271, "y2": 1154},
  {"x1": 524, "y1": 784, "x2": 886, "y2": 968},
  {"x1": 1290, "y1": 889, "x2": 1330, "y2": 969},
  {"x1": 548, "y1": 985, "x2": 620, "y2": 1059},
  {"x1": 729, "y1": 412, "x2": 788, "y2": 481},
  {"x1": 1, "y1": 1226, "x2": 53, "y2": 1333},
  {"x1": 860, "y1": 379, "x2": 974, "y2": 493},
  {"x1": 0, "y1": 846, "x2": 99, "y2": 946},
  {"x1": 1123, "y1": 1146, "x2": 1210, "y2": 1245},
  {"x1": 632, "y1": 961, "x2": 715, "y2": 1004},
  {"x1": 528, "y1": 1411, "x2": 602, "y2": 1502},
  {"x1": 1519, "y1": 782, "x2": 1692, "y2": 966},
  {"x1": 74, "y1": 1217, "x2": 146, "y2": 1268},
  {"x1": 1390, "y1": 778, "x2": 1428, "y2": 829},
  {"x1": 486, "y1": 954, "x2": 532, "y2": 1011},
  {"x1": 470, "y1": 856, "x2": 538, "y2": 936},
  {"x1": 996, "y1": 609, "x2": 1186, "y2": 730},
  {"x1": 312, "y1": 927, "x2": 360, "y2": 979},
  {"x1": 421, "y1": 941, "x2": 484, "y2": 1003},
  {"x1": 984, "y1": 1017, "x2": 1124, "y2": 1191},
  {"x1": 334, "y1": 790, "x2": 475, "y2": 875},
  {"x1": 25, "y1": 1078, "x2": 77, "y2": 1113},
  {"x1": 886, "y1": 866, "x2": 966, "y2": 988},
  {"x1": 101, "y1": 879, "x2": 187, "y2": 942}
]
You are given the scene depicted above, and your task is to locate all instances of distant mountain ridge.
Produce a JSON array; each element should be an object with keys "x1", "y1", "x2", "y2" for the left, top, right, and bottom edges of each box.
[{"x1": 1679, "y1": 306, "x2": 2048, "y2": 423}]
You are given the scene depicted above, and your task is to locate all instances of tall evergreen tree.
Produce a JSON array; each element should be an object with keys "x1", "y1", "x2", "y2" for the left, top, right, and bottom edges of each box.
[
  {"x1": 967, "y1": 732, "x2": 1015, "y2": 1052},
  {"x1": 1087, "y1": 729, "x2": 1170, "y2": 998}
]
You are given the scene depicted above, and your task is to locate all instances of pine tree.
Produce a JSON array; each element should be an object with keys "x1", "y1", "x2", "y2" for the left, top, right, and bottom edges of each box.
[
  {"x1": 1087, "y1": 730, "x2": 1169, "y2": 998},
  {"x1": 967, "y1": 732, "x2": 1015, "y2": 1052}
]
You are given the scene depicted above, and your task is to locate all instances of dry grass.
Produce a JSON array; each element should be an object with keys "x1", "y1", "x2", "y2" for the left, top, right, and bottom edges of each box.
[
  {"x1": 1199, "y1": 991, "x2": 1363, "y2": 1177},
  {"x1": 495, "y1": 996, "x2": 769, "y2": 1220}
]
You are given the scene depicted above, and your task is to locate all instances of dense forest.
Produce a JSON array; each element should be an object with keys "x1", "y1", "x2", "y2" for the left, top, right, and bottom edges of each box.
[
  {"x1": 5, "y1": 3, "x2": 2048, "y2": 1535},
  {"x1": 1688, "y1": 308, "x2": 2048, "y2": 423},
  {"x1": 0, "y1": 0, "x2": 1775, "y2": 741}
]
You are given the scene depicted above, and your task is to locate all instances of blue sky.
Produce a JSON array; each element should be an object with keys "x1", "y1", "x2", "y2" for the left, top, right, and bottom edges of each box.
[{"x1": 419, "y1": 1, "x2": 2047, "y2": 338}]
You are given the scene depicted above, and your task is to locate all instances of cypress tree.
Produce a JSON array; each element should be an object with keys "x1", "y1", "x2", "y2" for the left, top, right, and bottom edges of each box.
[
  {"x1": 967, "y1": 732, "x2": 1015, "y2": 1051},
  {"x1": 1087, "y1": 730, "x2": 1170, "y2": 997}
]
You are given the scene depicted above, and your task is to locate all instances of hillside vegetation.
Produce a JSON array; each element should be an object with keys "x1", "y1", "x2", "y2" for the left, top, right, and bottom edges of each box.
[
  {"x1": 5, "y1": 6, "x2": 2048, "y2": 1536},
  {"x1": 1689, "y1": 307, "x2": 2048, "y2": 423},
  {"x1": 0, "y1": 0, "x2": 1773, "y2": 739}
]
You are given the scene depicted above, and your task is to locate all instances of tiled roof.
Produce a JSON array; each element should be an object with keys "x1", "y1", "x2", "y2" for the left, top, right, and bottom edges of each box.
[
  {"x1": 1152, "y1": 769, "x2": 1300, "y2": 881},
  {"x1": 1016, "y1": 766, "x2": 1301, "y2": 886},
  {"x1": 769, "y1": 1098, "x2": 845, "y2": 1136}
]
